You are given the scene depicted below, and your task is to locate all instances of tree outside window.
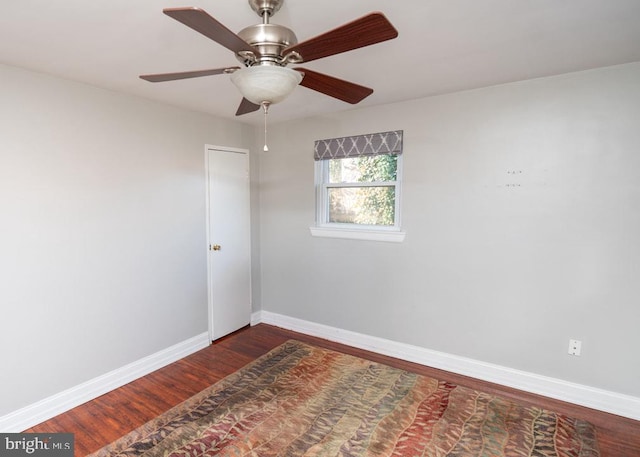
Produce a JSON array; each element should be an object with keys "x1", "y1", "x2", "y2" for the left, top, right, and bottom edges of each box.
[{"x1": 327, "y1": 155, "x2": 398, "y2": 226}]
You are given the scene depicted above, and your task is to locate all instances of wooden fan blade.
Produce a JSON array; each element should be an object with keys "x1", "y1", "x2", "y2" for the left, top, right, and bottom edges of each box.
[
  {"x1": 236, "y1": 98, "x2": 261, "y2": 116},
  {"x1": 295, "y1": 68, "x2": 373, "y2": 104},
  {"x1": 284, "y1": 12, "x2": 397, "y2": 63},
  {"x1": 140, "y1": 67, "x2": 240, "y2": 83},
  {"x1": 163, "y1": 7, "x2": 260, "y2": 57}
]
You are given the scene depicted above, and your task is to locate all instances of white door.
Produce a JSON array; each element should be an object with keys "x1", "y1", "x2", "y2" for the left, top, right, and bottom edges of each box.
[{"x1": 206, "y1": 146, "x2": 251, "y2": 340}]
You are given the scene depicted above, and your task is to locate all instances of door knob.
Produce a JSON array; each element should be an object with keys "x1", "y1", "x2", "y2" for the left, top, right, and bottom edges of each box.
[{"x1": 211, "y1": 244, "x2": 221, "y2": 251}]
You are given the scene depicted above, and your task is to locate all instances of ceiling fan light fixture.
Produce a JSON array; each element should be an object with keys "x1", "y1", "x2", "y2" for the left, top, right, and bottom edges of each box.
[{"x1": 230, "y1": 65, "x2": 302, "y2": 105}]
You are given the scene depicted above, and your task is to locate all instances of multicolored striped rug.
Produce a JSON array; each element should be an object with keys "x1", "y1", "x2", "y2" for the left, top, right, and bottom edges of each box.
[{"x1": 89, "y1": 340, "x2": 599, "y2": 456}]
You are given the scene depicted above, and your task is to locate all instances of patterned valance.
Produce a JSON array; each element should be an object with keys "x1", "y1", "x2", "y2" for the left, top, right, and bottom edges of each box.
[{"x1": 314, "y1": 130, "x2": 403, "y2": 160}]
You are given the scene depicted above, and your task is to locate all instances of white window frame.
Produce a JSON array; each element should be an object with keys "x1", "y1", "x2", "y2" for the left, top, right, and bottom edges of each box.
[{"x1": 310, "y1": 154, "x2": 406, "y2": 242}]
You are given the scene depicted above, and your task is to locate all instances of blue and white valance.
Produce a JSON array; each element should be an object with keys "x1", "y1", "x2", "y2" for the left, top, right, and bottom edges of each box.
[{"x1": 314, "y1": 130, "x2": 403, "y2": 160}]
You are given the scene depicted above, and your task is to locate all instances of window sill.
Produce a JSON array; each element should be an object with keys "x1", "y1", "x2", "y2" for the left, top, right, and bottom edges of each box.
[{"x1": 309, "y1": 226, "x2": 406, "y2": 243}]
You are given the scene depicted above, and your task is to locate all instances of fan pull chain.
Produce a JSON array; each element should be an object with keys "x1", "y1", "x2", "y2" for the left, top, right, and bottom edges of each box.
[{"x1": 262, "y1": 102, "x2": 270, "y2": 152}]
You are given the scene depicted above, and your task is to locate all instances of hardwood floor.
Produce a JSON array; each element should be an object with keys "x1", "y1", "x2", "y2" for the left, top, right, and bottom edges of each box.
[{"x1": 27, "y1": 324, "x2": 640, "y2": 456}]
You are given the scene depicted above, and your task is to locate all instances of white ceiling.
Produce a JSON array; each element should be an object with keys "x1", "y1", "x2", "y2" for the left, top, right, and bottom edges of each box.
[{"x1": 2, "y1": 0, "x2": 640, "y2": 125}]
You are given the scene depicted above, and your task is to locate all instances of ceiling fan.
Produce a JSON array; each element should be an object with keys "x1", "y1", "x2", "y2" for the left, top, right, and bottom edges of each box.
[{"x1": 140, "y1": 0, "x2": 398, "y2": 116}]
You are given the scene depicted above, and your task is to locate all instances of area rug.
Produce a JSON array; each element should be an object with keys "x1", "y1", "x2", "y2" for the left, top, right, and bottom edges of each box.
[{"x1": 88, "y1": 340, "x2": 599, "y2": 456}]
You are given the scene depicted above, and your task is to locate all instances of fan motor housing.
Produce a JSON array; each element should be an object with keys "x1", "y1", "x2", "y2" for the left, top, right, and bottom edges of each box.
[{"x1": 237, "y1": 24, "x2": 298, "y2": 64}]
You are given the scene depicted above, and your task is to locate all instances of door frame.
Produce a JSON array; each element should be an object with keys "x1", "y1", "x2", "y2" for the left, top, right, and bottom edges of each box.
[{"x1": 204, "y1": 144, "x2": 252, "y2": 342}]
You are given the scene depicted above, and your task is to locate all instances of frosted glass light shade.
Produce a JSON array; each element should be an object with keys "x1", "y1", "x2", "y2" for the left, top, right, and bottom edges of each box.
[{"x1": 230, "y1": 66, "x2": 302, "y2": 105}]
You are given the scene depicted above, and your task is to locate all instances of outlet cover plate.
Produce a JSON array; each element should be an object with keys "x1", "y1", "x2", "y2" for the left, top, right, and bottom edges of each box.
[{"x1": 568, "y1": 339, "x2": 582, "y2": 356}]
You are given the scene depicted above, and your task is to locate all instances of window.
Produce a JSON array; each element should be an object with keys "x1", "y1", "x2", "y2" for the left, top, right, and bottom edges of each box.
[{"x1": 311, "y1": 131, "x2": 405, "y2": 242}]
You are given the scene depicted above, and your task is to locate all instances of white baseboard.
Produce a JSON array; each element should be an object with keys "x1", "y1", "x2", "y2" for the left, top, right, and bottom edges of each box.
[
  {"x1": 0, "y1": 332, "x2": 210, "y2": 432},
  {"x1": 253, "y1": 311, "x2": 640, "y2": 421}
]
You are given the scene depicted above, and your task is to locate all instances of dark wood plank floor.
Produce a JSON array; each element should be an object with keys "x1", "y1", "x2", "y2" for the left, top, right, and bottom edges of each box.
[{"x1": 27, "y1": 324, "x2": 640, "y2": 456}]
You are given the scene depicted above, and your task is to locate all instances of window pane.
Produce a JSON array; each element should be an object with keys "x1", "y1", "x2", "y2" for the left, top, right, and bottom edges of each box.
[
  {"x1": 328, "y1": 186, "x2": 395, "y2": 226},
  {"x1": 328, "y1": 155, "x2": 397, "y2": 183}
]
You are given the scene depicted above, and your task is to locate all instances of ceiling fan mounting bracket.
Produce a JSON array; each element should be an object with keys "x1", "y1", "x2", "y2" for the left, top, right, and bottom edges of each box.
[{"x1": 248, "y1": 0, "x2": 283, "y2": 18}]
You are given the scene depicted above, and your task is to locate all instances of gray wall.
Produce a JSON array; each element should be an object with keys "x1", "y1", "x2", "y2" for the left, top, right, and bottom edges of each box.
[
  {"x1": 2, "y1": 60, "x2": 638, "y2": 420},
  {"x1": 0, "y1": 64, "x2": 254, "y2": 416},
  {"x1": 258, "y1": 62, "x2": 640, "y2": 397}
]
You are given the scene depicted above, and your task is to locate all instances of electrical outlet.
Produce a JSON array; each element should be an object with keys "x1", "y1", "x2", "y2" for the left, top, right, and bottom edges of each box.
[{"x1": 568, "y1": 339, "x2": 582, "y2": 356}]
